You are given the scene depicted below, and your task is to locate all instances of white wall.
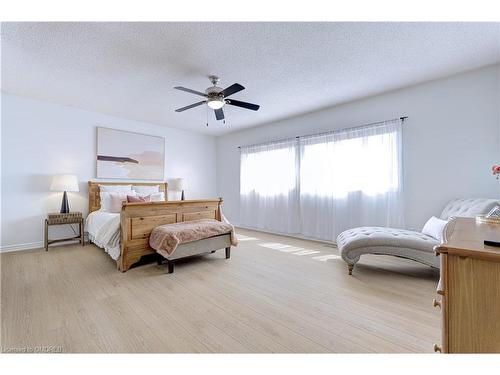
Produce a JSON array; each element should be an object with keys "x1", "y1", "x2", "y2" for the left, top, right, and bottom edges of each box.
[
  {"x1": 2, "y1": 65, "x2": 499, "y2": 250},
  {"x1": 216, "y1": 64, "x2": 500, "y2": 234},
  {"x1": 1, "y1": 93, "x2": 217, "y2": 251}
]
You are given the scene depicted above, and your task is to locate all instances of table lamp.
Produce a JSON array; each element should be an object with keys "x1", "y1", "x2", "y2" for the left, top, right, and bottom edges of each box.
[
  {"x1": 170, "y1": 178, "x2": 185, "y2": 200},
  {"x1": 50, "y1": 174, "x2": 79, "y2": 213}
]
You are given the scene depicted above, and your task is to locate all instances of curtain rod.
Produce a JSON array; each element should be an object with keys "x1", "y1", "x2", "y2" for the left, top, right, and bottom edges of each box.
[{"x1": 237, "y1": 116, "x2": 407, "y2": 149}]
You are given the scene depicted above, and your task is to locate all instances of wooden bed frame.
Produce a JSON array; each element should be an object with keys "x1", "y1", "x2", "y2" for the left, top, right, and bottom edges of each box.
[{"x1": 88, "y1": 181, "x2": 223, "y2": 272}]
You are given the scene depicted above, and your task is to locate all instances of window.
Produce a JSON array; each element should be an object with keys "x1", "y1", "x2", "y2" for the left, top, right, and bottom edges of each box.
[
  {"x1": 240, "y1": 142, "x2": 297, "y2": 197},
  {"x1": 240, "y1": 139, "x2": 300, "y2": 233},
  {"x1": 300, "y1": 130, "x2": 401, "y2": 198},
  {"x1": 239, "y1": 119, "x2": 404, "y2": 240}
]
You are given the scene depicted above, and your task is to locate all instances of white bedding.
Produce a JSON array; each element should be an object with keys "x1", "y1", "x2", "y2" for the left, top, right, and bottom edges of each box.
[{"x1": 85, "y1": 210, "x2": 121, "y2": 260}]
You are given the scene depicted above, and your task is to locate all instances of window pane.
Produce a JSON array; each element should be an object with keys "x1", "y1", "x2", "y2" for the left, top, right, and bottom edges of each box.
[
  {"x1": 240, "y1": 145, "x2": 297, "y2": 197},
  {"x1": 300, "y1": 131, "x2": 400, "y2": 198}
]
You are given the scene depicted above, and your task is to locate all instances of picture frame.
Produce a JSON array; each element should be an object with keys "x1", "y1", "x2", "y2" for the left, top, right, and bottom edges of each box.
[{"x1": 96, "y1": 127, "x2": 165, "y2": 180}]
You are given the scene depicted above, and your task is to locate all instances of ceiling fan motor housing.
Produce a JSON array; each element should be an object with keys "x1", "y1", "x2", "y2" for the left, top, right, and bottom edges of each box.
[
  {"x1": 206, "y1": 85, "x2": 225, "y2": 109},
  {"x1": 205, "y1": 86, "x2": 223, "y2": 96}
]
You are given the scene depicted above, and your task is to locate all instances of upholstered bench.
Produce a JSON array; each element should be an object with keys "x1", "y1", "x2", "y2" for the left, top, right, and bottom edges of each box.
[
  {"x1": 150, "y1": 219, "x2": 238, "y2": 274},
  {"x1": 157, "y1": 233, "x2": 233, "y2": 274},
  {"x1": 338, "y1": 198, "x2": 499, "y2": 275},
  {"x1": 338, "y1": 227, "x2": 439, "y2": 274}
]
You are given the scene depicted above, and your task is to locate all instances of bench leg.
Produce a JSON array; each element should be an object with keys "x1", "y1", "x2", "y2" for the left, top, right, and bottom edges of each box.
[
  {"x1": 348, "y1": 264, "x2": 354, "y2": 275},
  {"x1": 225, "y1": 247, "x2": 231, "y2": 259},
  {"x1": 44, "y1": 219, "x2": 48, "y2": 251},
  {"x1": 166, "y1": 260, "x2": 174, "y2": 274}
]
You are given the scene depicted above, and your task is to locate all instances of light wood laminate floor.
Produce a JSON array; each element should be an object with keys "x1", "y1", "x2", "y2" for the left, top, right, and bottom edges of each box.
[{"x1": 1, "y1": 228, "x2": 440, "y2": 353}]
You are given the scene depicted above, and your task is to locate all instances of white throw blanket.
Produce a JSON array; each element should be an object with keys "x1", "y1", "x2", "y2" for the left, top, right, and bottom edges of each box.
[{"x1": 85, "y1": 211, "x2": 121, "y2": 260}]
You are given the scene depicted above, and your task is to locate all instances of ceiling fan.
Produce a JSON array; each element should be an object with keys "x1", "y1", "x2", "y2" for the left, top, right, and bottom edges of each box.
[{"x1": 174, "y1": 75, "x2": 260, "y2": 122}]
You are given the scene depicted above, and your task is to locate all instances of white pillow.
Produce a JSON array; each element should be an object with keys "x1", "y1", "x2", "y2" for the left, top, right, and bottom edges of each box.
[
  {"x1": 149, "y1": 192, "x2": 165, "y2": 202},
  {"x1": 132, "y1": 185, "x2": 160, "y2": 196},
  {"x1": 100, "y1": 191, "x2": 136, "y2": 212},
  {"x1": 108, "y1": 192, "x2": 132, "y2": 213},
  {"x1": 99, "y1": 192, "x2": 111, "y2": 212},
  {"x1": 99, "y1": 184, "x2": 133, "y2": 192},
  {"x1": 422, "y1": 216, "x2": 448, "y2": 242}
]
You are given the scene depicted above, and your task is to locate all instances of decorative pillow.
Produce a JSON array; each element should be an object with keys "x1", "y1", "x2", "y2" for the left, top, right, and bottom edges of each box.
[
  {"x1": 99, "y1": 192, "x2": 112, "y2": 212},
  {"x1": 149, "y1": 192, "x2": 165, "y2": 202},
  {"x1": 108, "y1": 192, "x2": 133, "y2": 213},
  {"x1": 127, "y1": 195, "x2": 151, "y2": 203},
  {"x1": 99, "y1": 184, "x2": 133, "y2": 192},
  {"x1": 422, "y1": 216, "x2": 448, "y2": 242},
  {"x1": 132, "y1": 185, "x2": 160, "y2": 196}
]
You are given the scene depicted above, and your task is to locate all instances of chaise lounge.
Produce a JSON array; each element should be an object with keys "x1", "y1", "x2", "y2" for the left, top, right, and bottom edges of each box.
[{"x1": 337, "y1": 198, "x2": 499, "y2": 275}]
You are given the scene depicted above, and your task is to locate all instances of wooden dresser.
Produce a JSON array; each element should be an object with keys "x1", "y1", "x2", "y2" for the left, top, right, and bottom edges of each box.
[{"x1": 434, "y1": 217, "x2": 500, "y2": 353}]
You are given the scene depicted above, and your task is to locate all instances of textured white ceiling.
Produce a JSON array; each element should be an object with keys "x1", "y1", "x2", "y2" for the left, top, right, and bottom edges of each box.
[{"x1": 2, "y1": 22, "x2": 499, "y2": 135}]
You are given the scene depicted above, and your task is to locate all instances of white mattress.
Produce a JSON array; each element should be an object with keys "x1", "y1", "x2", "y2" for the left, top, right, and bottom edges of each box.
[{"x1": 85, "y1": 210, "x2": 121, "y2": 260}]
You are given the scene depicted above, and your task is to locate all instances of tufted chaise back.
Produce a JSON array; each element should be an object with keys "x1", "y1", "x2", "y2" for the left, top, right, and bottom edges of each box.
[{"x1": 440, "y1": 198, "x2": 499, "y2": 221}]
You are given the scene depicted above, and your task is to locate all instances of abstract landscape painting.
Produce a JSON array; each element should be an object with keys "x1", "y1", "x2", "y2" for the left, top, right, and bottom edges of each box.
[{"x1": 96, "y1": 127, "x2": 165, "y2": 180}]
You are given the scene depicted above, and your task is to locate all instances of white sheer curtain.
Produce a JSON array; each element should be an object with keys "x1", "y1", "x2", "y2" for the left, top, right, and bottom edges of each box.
[
  {"x1": 240, "y1": 139, "x2": 300, "y2": 233},
  {"x1": 239, "y1": 119, "x2": 404, "y2": 240},
  {"x1": 299, "y1": 119, "x2": 404, "y2": 240}
]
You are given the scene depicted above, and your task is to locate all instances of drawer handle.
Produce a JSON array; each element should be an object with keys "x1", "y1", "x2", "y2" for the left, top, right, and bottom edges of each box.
[
  {"x1": 432, "y1": 299, "x2": 441, "y2": 309},
  {"x1": 433, "y1": 344, "x2": 442, "y2": 353}
]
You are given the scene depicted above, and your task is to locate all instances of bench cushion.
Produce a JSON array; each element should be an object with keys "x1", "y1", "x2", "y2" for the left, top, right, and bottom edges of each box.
[
  {"x1": 150, "y1": 218, "x2": 237, "y2": 258},
  {"x1": 337, "y1": 227, "x2": 440, "y2": 267}
]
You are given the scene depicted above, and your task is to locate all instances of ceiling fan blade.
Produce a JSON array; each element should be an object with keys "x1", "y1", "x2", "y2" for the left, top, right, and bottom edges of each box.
[
  {"x1": 175, "y1": 101, "x2": 206, "y2": 112},
  {"x1": 220, "y1": 83, "x2": 245, "y2": 98},
  {"x1": 214, "y1": 108, "x2": 225, "y2": 121},
  {"x1": 174, "y1": 86, "x2": 208, "y2": 97},
  {"x1": 226, "y1": 99, "x2": 260, "y2": 111}
]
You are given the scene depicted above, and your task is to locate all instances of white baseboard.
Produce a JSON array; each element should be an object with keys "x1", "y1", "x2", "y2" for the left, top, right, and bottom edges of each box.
[
  {"x1": 234, "y1": 225, "x2": 337, "y2": 246},
  {"x1": 1, "y1": 237, "x2": 89, "y2": 253},
  {"x1": 0, "y1": 241, "x2": 44, "y2": 253}
]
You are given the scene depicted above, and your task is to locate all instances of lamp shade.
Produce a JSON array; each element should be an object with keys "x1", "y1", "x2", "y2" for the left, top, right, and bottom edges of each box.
[
  {"x1": 50, "y1": 174, "x2": 79, "y2": 192},
  {"x1": 170, "y1": 178, "x2": 185, "y2": 191}
]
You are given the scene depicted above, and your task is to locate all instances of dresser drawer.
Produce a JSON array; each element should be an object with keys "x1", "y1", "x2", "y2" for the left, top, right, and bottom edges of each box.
[{"x1": 446, "y1": 255, "x2": 500, "y2": 353}]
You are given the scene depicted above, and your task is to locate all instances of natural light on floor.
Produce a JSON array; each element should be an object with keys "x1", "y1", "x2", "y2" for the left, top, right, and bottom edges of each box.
[
  {"x1": 246, "y1": 240, "x2": 342, "y2": 262},
  {"x1": 236, "y1": 234, "x2": 259, "y2": 241}
]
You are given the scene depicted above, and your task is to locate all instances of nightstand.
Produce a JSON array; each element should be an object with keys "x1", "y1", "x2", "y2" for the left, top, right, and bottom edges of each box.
[{"x1": 44, "y1": 212, "x2": 84, "y2": 251}]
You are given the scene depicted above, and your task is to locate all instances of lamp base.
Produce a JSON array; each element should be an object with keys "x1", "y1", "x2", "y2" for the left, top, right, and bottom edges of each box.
[{"x1": 60, "y1": 191, "x2": 70, "y2": 213}]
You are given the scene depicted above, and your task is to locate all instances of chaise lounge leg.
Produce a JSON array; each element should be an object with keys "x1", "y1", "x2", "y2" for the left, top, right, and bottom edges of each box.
[
  {"x1": 225, "y1": 246, "x2": 231, "y2": 259},
  {"x1": 348, "y1": 264, "x2": 354, "y2": 275},
  {"x1": 166, "y1": 260, "x2": 174, "y2": 274},
  {"x1": 157, "y1": 256, "x2": 164, "y2": 265}
]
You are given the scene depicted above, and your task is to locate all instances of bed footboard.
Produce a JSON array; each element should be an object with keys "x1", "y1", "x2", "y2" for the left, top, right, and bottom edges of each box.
[{"x1": 119, "y1": 198, "x2": 223, "y2": 272}]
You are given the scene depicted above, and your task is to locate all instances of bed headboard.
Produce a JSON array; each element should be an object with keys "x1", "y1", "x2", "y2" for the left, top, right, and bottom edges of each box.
[{"x1": 88, "y1": 181, "x2": 168, "y2": 213}]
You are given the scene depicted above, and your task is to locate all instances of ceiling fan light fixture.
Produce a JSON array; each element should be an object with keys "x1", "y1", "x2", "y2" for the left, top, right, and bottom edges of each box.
[{"x1": 207, "y1": 98, "x2": 224, "y2": 109}]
